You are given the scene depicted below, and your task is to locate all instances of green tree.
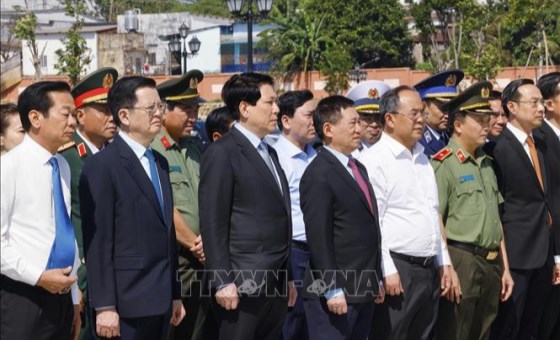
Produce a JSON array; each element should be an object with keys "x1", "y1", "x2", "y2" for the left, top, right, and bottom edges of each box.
[
  {"x1": 185, "y1": 0, "x2": 230, "y2": 18},
  {"x1": 54, "y1": 0, "x2": 93, "y2": 86},
  {"x1": 89, "y1": 0, "x2": 186, "y2": 22},
  {"x1": 12, "y1": 2, "x2": 46, "y2": 79}
]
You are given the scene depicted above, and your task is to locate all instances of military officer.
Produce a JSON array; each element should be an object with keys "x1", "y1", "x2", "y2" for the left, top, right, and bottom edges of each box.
[
  {"x1": 59, "y1": 67, "x2": 119, "y2": 340},
  {"x1": 414, "y1": 70, "x2": 464, "y2": 157},
  {"x1": 151, "y1": 70, "x2": 215, "y2": 340},
  {"x1": 431, "y1": 81, "x2": 514, "y2": 340},
  {"x1": 346, "y1": 80, "x2": 391, "y2": 157}
]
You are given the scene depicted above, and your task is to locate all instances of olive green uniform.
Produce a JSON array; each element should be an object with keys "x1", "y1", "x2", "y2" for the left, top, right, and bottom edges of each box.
[
  {"x1": 60, "y1": 132, "x2": 94, "y2": 340},
  {"x1": 432, "y1": 139, "x2": 504, "y2": 340},
  {"x1": 151, "y1": 129, "x2": 208, "y2": 340}
]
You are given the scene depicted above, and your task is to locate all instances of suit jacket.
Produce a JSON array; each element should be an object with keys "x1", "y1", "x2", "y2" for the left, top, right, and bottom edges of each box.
[
  {"x1": 419, "y1": 127, "x2": 448, "y2": 158},
  {"x1": 61, "y1": 132, "x2": 92, "y2": 291},
  {"x1": 534, "y1": 122, "x2": 560, "y2": 258},
  {"x1": 199, "y1": 127, "x2": 292, "y2": 296},
  {"x1": 300, "y1": 148, "x2": 382, "y2": 304},
  {"x1": 484, "y1": 128, "x2": 553, "y2": 269},
  {"x1": 80, "y1": 134, "x2": 180, "y2": 318}
]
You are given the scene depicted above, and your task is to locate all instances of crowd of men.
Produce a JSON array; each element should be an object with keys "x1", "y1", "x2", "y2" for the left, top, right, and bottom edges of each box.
[{"x1": 0, "y1": 67, "x2": 559, "y2": 340}]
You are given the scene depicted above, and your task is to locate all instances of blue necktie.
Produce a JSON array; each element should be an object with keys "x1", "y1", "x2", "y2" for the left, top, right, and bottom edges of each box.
[
  {"x1": 46, "y1": 157, "x2": 75, "y2": 269},
  {"x1": 145, "y1": 149, "x2": 165, "y2": 215}
]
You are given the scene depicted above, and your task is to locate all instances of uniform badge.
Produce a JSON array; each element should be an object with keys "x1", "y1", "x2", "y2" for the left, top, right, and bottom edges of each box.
[
  {"x1": 368, "y1": 87, "x2": 379, "y2": 99},
  {"x1": 481, "y1": 87, "x2": 490, "y2": 98},
  {"x1": 455, "y1": 149, "x2": 467, "y2": 163},
  {"x1": 189, "y1": 77, "x2": 198, "y2": 89},
  {"x1": 169, "y1": 165, "x2": 182, "y2": 173},
  {"x1": 77, "y1": 143, "x2": 87, "y2": 158},
  {"x1": 424, "y1": 130, "x2": 432, "y2": 143},
  {"x1": 445, "y1": 74, "x2": 457, "y2": 87},
  {"x1": 459, "y1": 174, "x2": 475, "y2": 183},
  {"x1": 433, "y1": 147, "x2": 452, "y2": 161},
  {"x1": 161, "y1": 136, "x2": 172, "y2": 149},
  {"x1": 57, "y1": 140, "x2": 76, "y2": 152},
  {"x1": 103, "y1": 73, "x2": 114, "y2": 89}
]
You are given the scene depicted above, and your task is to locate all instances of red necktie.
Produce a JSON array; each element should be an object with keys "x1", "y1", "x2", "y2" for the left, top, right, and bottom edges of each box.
[{"x1": 348, "y1": 158, "x2": 374, "y2": 213}]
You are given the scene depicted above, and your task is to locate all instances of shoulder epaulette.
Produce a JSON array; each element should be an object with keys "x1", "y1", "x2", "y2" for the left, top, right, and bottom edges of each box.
[
  {"x1": 432, "y1": 147, "x2": 452, "y2": 161},
  {"x1": 160, "y1": 135, "x2": 172, "y2": 149},
  {"x1": 455, "y1": 149, "x2": 467, "y2": 163},
  {"x1": 58, "y1": 141, "x2": 76, "y2": 153},
  {"x1": 77, "y1": 142, "x2": 87, "y2": 158}
]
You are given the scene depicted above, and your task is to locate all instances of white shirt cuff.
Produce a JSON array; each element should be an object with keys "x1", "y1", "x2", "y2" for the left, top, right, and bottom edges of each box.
[{"x1": 324, "y1": 288, "x2": 344, "y2": 300}]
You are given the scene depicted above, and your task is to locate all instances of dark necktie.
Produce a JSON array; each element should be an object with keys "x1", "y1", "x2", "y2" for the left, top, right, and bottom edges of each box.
[
  {"x1": 527, "y1": 136, "x2": 553, "y2": 226},
  {"x1": 258, "y1": 141, "x2": 282, "y2": 193},
  {"x1": 46, "y1": 157, "x2": 76, "y2": 269},
  {"x1": 348, "y1": 158, "x2": 374, "y2": 213},
  {"x1": 145, "y1": 149, "x2": 165, "y2": 215}
]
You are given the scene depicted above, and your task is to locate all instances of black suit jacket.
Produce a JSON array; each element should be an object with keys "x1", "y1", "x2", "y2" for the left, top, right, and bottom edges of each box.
[
  {"x1": 534, "y1": 122, "x2": 560, "y2": 257},
  {"x1": 300, "y1": 148, "x2": 382, "y2": 304},
  {"x1": 484, "y1": 128, "x2": 553, "y2": 269},
  {"x1": 80, "y1": 134, "x2": 180, "y2": 318},
  {"x1": 199, "y1": 127, "x2": 292, "y2": 296}
]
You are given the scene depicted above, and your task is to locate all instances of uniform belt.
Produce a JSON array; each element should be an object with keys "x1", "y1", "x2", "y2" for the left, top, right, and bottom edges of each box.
[
  {"x1": 292, "y1": 240, "x2": 309, "y2": 252},
  {"x1": 390, "y1": 251, "x2": 435, "y2": 267},
  {"x1": 448, "y1": 240, "x2": 499, "y2": 261}
]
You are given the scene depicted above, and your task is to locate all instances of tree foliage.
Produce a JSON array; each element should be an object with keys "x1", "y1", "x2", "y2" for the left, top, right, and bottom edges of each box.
[
  {"x1": 12, "y1": 2, "x2": 46, "y2": 80},
  {"x1": 88, "y1": 0, "x2": 187, "y2": 22},
  {"x1": 54, "y1": 0, "x2": 93, "y2": 86}
]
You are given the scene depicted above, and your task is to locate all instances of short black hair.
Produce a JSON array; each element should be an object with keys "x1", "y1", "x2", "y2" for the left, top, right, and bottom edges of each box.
[
  {"x1": 313, "y1": 95, "x2": 354, "y2": 140},
  {"x1": 17, "y1": 81, "x2": 71, "y2": 132},
  {"x1": 221, "y1": 72, "x2": 274, "y2": 121},
  {"x1": 1, "y1": 103, "x2": 19, "y2": 135},
  {"x1": 277, "y1": 90, "x2": 314, "y2": 131},
  {"x1": 501, "y1": 78, "x2": 534, "y2": 117},
  {"x1": 379, "y1": 85, "x2": 416, "y2": 126},
  {"x1": 537, "y1": 72, "x2": 560, "y2": 100},
  {"x1": 108, "y1": 76, "x2": 157, "y2": 127},
  {"x1": 205, "y1": 106, "x2": 234, "y2": 141}
]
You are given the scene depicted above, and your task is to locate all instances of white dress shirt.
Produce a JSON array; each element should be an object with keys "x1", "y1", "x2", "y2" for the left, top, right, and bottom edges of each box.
[
  {"x1": 358, "y1": 133, "x2": 451, "y2": 277},
  {"x1": 545, "y1": 119, "x2": 560, "y2": 141},
  {"x1": 77, "y1": 130, "x2": 100, "y2": 154},
  {"x1": 273, "y1": 135, "x2": 316, "y2": 241},
  {"x1": 506, "y1": 123, "x2": 534, "y2": 164},
  {"x1": 1, "y1": 135, "x2": 80, "y2": 303},
  {"x1": 119, "y1": 131, "x2": 157, "y2": 181}
]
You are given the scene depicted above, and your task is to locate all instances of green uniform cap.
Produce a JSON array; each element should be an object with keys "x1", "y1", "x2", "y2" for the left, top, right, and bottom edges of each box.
[
  {"x1": 157, "y1": 69, "x2": 205, "y2": 106},
  {"x1": 71, "y1": 67, "x2": 118, "y2": 108}
]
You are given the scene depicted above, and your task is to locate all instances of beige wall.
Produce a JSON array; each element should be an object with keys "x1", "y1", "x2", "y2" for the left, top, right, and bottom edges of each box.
[{"x1": 3, "y1": 65, "x2": 559, "y2": 104}]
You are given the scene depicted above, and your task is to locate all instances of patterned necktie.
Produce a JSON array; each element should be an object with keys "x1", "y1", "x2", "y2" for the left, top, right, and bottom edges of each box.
[
  {"x1": 46, "y1": 157, "x2": 76, "y2": 269},
  {"x1": 348, "y1": 158, "x2": 374, "y2": 213},
  {"x1": 145, "y1": 149, "x2": 165, "y2": 215},
  {"x1": 258, "y1": 141, "x2": 282, "y2": 193},
  {"x1": 526, "y1": 136, "x2": 552, "y2": 226}
]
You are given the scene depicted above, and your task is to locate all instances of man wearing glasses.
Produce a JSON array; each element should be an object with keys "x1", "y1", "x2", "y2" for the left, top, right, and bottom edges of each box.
[
  {"x1": 80, "y1": 76, "x2": 185, "y2": 339},
  {"x1": 485, "y1": 79, "x2": 553, "y2": 340},
  {"x1": 345, "y1": 80, "x2": 391, "y2": 158},
  {"x1": 359, "y1": 86, "x2": 453, "y2": 340}
]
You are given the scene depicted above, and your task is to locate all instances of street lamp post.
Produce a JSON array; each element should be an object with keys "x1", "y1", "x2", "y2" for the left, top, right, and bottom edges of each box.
[
  {"x1": 226, "y1": 0, "x2": 273, "y2": 72},
  {"x1": 348, "y1": 63, "x2": 368, "y2": 84},
  {"x1": 171, "y1": 23, "x2": 202, "y2": 74}
]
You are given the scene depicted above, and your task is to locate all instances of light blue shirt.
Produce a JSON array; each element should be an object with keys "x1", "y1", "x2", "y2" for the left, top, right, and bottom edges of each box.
[{"x1": 273, "y1": 135, "x2": 316, "y2": 241}]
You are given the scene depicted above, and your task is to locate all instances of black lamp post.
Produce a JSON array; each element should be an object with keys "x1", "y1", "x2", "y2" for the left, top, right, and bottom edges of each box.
[
  {"x1": 348, "y1": 62, "x2": 368, "y2": 83},
  {"x1": 226, "y1": 0, "x2": 273, "y2": 72},
  {"x1": 174, "y1": 22, "x2": 202, "y2": 74}
]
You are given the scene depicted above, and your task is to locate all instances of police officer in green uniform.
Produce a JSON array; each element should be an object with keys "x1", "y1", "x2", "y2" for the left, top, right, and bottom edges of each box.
[
  {"x1": 151, "y1": 70, "x2": 215, "y2": 340},
  {"x1": 59, "y1": 67, "x2": 118, "y2": 339},
  {"x1": 431, "y1": 81, "x2": 514, "y2": 340}
]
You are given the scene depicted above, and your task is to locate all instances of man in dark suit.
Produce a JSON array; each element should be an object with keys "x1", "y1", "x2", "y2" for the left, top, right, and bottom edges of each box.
[
  {"x1": 535, "y1": 72, "x2": 560, "y2": 340},
  {"x1": 299, "y1": 95, "x2": 383, "y2": 340},
  {"x1": 60, "y1": 67, "x2": 118, "y2": 340},
  {"x1": 486, "y1": 79, "x2": 554, "y2": 340},
  {"x1": 80, "y1": 76, "x2": 185, "y2": 339},
  {"x1": 199, "y1": 73, "x2": 296, "y2": 340}
]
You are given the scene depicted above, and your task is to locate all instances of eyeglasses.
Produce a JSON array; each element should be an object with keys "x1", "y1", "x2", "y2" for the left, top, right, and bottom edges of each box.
[
  {"x1": 126, "y1": 103, "x2": 167, "y2": 117},
  {"x1": 512, "y1": 98, "x2": 545, "y2": 108},
  {"x1": 391, "y1": 110, "x2": 425, "y2": 121}
]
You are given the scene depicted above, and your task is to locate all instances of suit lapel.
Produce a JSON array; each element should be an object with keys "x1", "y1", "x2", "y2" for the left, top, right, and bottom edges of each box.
[
  {"x1": 155, "y1": 153, "x2": 173, "y2": 228},
  {"x1": 232, "y1": 128, "x2": 286, "y2": 206},
  {"x1": 503, "y1": 129, "x2": 543, "y2": 192},
  {"x1": 269, "y1": 146, "x2": 291, "y2": 213},
  {"x1": 115, "y1": 135, "x2": 166, "y2": 225},
  {"x1": 321, "y1": 149, "x2": 373, "y2": 215}
]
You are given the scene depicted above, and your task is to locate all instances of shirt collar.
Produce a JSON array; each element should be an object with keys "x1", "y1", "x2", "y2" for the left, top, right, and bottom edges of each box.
[
  {"x1": 381, "y1": 133, "x2": 424, "y2": 160},
  {"x1": 447, "y1": 138, "x2": 487, "y2": 162},
  {"x1": 119, "y1": 130, "x2": 148, "y2": 160},
  {"x1": 234, "y1": 123, "x2": 263, "y2": 149},
  {"x1": 507, "y1": 122, "x2": 532, "y2": 144},
  {"x1": 276, "y1": 135, "x2": 316, "y2": 159},
  {"x1": 76, "y1": 130, "x2": 100, "y2": 154},
  {"x1": 324, "y1": 145, "x2": 351, "y2": 167},
  {"x1": 426, "y1": 125, "x2": 442, "y2": 140},
  {"x1": 24, "y1": 134, "x2": 55, "y2": 164},
  {"x1": 545, "y1": 119, "x2": 560, "y2": 139}
]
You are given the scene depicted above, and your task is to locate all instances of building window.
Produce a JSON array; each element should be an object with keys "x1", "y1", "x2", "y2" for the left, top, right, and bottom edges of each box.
[
  {"x1": 148, "y1": 52, "x2": 156, "y2": 65},
  {"x1": 41, "y1": 55, "x2": 47, "y2": 70}
]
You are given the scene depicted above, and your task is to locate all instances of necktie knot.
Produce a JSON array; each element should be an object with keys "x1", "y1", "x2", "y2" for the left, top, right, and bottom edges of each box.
[
  {"x1": 526, "y1": 135, "x2": 535, "y2": 146},
  {"x1": 145, "y1": 149, "x2": 155, "y2": 160},
  {"x1": 49, "y1": 156, "x2": 58, "y2": 169}
]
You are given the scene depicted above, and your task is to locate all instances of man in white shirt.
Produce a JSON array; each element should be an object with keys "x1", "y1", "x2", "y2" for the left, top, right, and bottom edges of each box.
[
  {"x1": 359, "y1": 85, "x2": 453, "y2": 340},
  {"x1": 272, "y1": 90, "x2": 317, "y2": 340},
  {"x1": 1, "y1": 81, "x2": 81, "y2": 339}
]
